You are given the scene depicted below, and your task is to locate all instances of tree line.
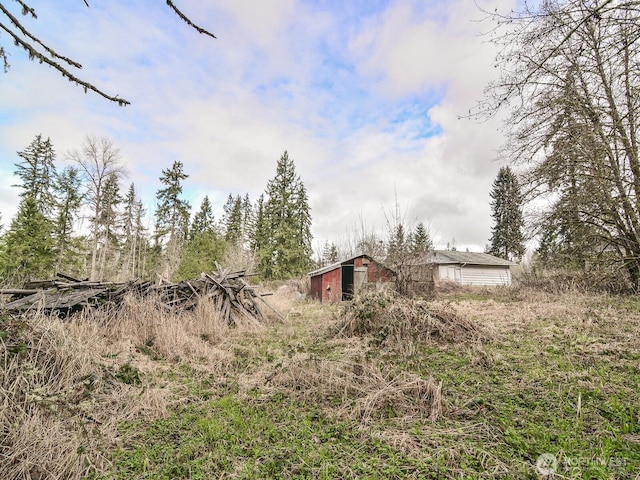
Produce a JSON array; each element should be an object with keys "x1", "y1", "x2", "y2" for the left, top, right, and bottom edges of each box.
[{"x1": 0, "y1": 134, "x2": 312, "y2": 283}]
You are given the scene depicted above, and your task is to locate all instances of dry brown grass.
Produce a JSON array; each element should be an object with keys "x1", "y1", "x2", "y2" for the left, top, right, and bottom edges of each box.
[
  {"x1": 0, "y1": 312, "x2": 142, "y2": 479},
  {"x1": 0, "y1": 292, "x2": 272, "y2": 480},
  {"x1": 265, "y1": 354, "x2": 445, "y2": 423}
]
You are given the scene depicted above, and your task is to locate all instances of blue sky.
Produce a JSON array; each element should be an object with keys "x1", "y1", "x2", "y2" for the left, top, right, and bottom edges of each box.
[{"x1": 0, "y1": 0, "x2": 516, "y2": 254}]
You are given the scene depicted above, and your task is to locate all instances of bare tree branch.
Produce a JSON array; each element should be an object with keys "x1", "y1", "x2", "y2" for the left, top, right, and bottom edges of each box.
[
  {"x1": 166, "y1": 0, "x2": 216, "y2": 39},
  {"x1": 0, "y1": 0, "x2": 216, "y2": 105},
  {"x1": 0, "y1": 2, "x2": 81, "y2": 68},
  {"x1": 0, "y1": 19, "x2": 130, "y2": 105}
]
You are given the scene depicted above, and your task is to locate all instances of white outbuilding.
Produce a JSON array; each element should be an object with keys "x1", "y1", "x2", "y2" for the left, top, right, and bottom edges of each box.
[{"x1": 423, "y1": 250, "x2": 516, "y2": 287}]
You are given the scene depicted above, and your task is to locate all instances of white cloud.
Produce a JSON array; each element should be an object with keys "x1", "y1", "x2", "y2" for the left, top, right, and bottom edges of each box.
[{"x1": 0, "y1": 0, "x2": 516, "y2": 252}]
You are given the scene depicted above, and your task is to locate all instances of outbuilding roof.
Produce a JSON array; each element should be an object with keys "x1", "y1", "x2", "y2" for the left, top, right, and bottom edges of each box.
[
  {"x1": 307, "y1": 253, "x2": 379, "y2": 277},
  {"x1": 422, "y1": 250, "x2": 516, "y2": 267}
]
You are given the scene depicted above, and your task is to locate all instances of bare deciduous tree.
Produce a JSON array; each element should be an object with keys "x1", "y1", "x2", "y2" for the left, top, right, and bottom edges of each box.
[
  {"x1": 477, "y1": 0, "x2": 640, "y2": 289},
  {"x1": 67, "y1": 134, "x2": 125, "y2": 281}
]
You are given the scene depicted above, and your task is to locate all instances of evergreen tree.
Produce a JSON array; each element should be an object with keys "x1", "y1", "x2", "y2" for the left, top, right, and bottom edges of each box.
[
  {"x1": 222, "y1": 194, "x2": 244, "y2": 245},
  {"x1": 250, "y1": 194, "x2": 267, "y2": 253},
  {"x1": 191, "y1": 195, "x2": 216, "y2": 237},
  {"x1": 321, "y1": 241, "x2": 339, "y2": 266},
  {"x1": 259, "y1": 151, "x2": 313, "y2": 279},
  {"x1": 177, "y1": 196, "x2": 225, "y2": 280},
  {"x1": 13, "y1": 134, "x2": 57, "y2": 216},
  {"x1": 118, "y1": 182, "x2": 150, "y2": 280},
  {"x1": 154, "y1": 161, "x2": 191, "y2": 280},
  {"x1": 52, "y1": 165, "x2": 85, "y2": 274},
  {"x1": 0, "y1": 135, "x2": 58, "y2": 278},
  {"x1": 95, "y1": 172, "x2": 122, "y2": 279},
  {"x1": 240, "y1": 193, "x2": 253, "y2": 248},
  {"x1": 121, "y1": 183, "x2": 138, "y2": 279},
  {"x1": 0, "y1": 196, "x2": 55, "y2": 279},
  {"x1": 386, "y1": 223, "x2": 407, "y2": 265},
  {"x1": 489, "y1": 167, "x2": 525, "y2": 261},
  {"x1": 411, "y1": 222, "x2": 433, "y2": 257}
]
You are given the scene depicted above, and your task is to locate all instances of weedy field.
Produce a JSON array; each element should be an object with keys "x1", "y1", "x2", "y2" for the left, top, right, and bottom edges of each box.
[{"x1": 1, "y1": 284, "x2": 639, "y2": 479}]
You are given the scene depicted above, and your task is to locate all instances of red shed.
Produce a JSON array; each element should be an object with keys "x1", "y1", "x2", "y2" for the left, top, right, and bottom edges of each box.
[{"x1": 308, "y1": 254, "x2": 395, "y2": 303}]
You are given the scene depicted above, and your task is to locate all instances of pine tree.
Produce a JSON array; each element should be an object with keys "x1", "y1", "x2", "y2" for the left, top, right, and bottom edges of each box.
[
  {"x1": 321, "y1": 241, "x2": 339, "y2": 266},
  {"x1": 190, "y1": 196, "x2": 216, "y2": 236},
  {"x1": 0, "y1": 135, "x2": 58, "y2": 278},
  {"x1": 52, "y1": 165, "x2": 85, "y2": 274},
  {"x1": 222, "y1": 194, "x2": 244, "y2": 246},
  {"x1": 240, "y1": 193, "x2": 253, "y2": 248},
  {"x1": 250, "y1": 194, "x2": 267, "y2": 253},
  {"x1": 154, "y1": 161, "x2": 191, "y2": 280},
  {"x1": 13, "y1": 134, "x2": 57, "y2": 216},
  {"x1": 411, "y1": 222, "x2": 433, "y2": 257},
  {"x1": 95, "y1": 172, "x2": 122, "y2": 279},
  {"x1": 177, "y1": 196, "x2": 225, "y2": 280},
  {"x1": 119, "y1": 183, "x2": 149, "y2": 279},
  {"x1": 489, "y1": 166, "x2": 525, "y2": 261},
  {"x1": 386, "y1": 223, "x2": 407, "y2": 265},
  {"x1": 259, "y1": 151, "x2": 313, "y2": 279},
  {"x1": 0, "y1": 196, "x2": 55, "y2": 279}
]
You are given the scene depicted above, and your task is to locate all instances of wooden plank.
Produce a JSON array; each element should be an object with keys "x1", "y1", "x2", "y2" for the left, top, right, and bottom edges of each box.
[
  {"x1": 1, "y1": 291, "x2": 46, "y2": 310},
  {"x1": 0, "y1": 289, "x2": 40, "y2": 296},
  {"x1": 55, "y1": 272, "x2": 83, "y2": 283}
]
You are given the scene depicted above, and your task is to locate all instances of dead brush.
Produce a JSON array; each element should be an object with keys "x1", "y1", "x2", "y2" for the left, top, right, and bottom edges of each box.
[
  {"x1": 332, "y1": 291, "x2": 490, "y2": 353},
  {"x1": 96, "y1": 295, "x2": 256, "y2": 365},
  {"x1": 0, "y1": 312, "x2": 122, "y2": 479},
  {"x1": 266, "y1": 355, "x2": 445, "y2": 422},
  {"x1": 0, "y1": 303, "x2": 191, "y2": 480}
]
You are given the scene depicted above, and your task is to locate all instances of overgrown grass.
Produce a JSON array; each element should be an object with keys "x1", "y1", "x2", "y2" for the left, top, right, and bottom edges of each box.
[{"x1": 2, "y1": 285, "x2": 640, "y2": 478}]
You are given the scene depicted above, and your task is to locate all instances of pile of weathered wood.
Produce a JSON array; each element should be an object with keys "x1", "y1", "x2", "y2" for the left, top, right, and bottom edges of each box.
[{"x1": 0, "y1": 269, "x2": 279, "y2": 325}]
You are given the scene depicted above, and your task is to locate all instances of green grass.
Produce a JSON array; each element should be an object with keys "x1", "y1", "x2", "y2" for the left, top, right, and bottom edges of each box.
[
  {"x1": 102, "y1": 395, "x2": 436, "y2": 479},
  {"x1": 93, "y1": 292, "x2": 640, "y2": 479}
]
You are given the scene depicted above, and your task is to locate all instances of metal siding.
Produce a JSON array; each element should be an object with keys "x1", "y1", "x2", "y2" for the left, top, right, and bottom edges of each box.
[
  {"x1": 323, "y1": 268, "x2": 342, "y2": 303},
  {"x1": 310, "y1": 275, "x2": 323, "y2": 300},
  {"x1": 460, "y1": 266, "x2": 511, "y2": 286},
  {"x1": 439, "y1": 265, "x2": 461, "y2": 281}
]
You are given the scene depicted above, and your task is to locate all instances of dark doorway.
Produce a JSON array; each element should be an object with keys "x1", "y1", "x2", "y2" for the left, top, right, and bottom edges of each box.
[{"x1": 341, "y1": 265, "x2": 354, "y2": 300}]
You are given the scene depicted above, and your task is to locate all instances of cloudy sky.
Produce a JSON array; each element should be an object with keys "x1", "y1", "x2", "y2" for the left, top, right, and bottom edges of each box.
[{"x1": 0, "y1": 0, "x2": 516, "y2": 254}]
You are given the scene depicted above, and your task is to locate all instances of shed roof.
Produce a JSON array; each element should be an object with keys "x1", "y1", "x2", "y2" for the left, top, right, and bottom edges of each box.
[
  {"x1": 307, "y1": 253, "x2": 379, "y2": 277},
  {"x1": 422, "y1": 250, "x2": 516, "y2": 267}
]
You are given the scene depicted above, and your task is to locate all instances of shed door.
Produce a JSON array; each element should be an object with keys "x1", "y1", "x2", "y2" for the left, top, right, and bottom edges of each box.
[
  {"x1": 353, "y1": 267, "x2": 367, "y2": 295},
  {"x1": 445, "y1": 266, "x2": 461, "y2": 283}
]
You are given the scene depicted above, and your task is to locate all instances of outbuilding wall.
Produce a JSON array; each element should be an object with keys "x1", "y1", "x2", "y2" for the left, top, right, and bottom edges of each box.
[
  {"x1": 310, "y1": 267, "x2": 343, "y2": 303},
  {"x1": 437, "y1": 264, "x2": 511, "y2": 286}
]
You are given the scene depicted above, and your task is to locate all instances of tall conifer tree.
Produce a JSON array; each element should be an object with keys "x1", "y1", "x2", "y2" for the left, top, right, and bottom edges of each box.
[
  {"x1": 154, "y1": 161, "x2": 191, "y2": 280},
  {"x1": 259, "y1": 151, "x2": 312, "y2": 279},
  {"x1": 14, "y1": 134, "x2": 57, "y2": 216},
  {"x1": 52, "y1": 165, "x2": 84, "y2": 273},
  {"x1": 489, "y1": 167, "x2": 525, "y2": 261}
]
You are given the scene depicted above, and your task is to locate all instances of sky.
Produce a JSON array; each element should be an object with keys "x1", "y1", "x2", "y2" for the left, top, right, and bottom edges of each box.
[{"x1": 0, "y1": 0, "x2": 517, "y2": 255}]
